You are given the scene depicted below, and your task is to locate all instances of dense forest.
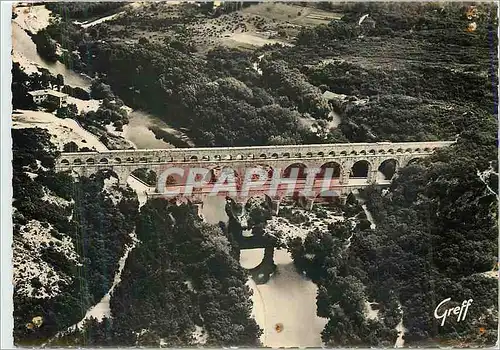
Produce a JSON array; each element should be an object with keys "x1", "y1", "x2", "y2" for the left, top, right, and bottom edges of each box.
[
  {"x1": 12, "y1": 1, "x2": 498, "y2": 347},
  {"x1": 289, "y1": 113, "x2": 498, "y2": 346},
  {"x1": 53, "y1": 201, "x2": 262, "y2": 347},
  {"x1": 12, "y1": 128, "x2": 138, "y2": 345},
  {"x1": 39, "y1": 1, "x2": 497, "y2": 146}
]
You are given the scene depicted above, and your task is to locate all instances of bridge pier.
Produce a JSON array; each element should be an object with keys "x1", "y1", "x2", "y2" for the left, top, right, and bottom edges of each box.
[
  {"x1": 368, "y1": 169, "x2": 379, "y2": 184},
  {"x1": 270, "y1": 199, "x2": 281, "y2": 216},
  {"x1": 305, "y1": 198, "x2": 315, "y2": 211},
  {"x1": 340, "y1": 195, "x2": 347, "y2": 205}
]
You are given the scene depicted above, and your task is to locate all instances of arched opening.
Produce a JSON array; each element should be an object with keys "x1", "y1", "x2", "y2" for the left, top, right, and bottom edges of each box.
[
  {"x1": 247, "y1": 154, "x2": 254, "y2": 160},
  {"x1": 328, "y1": 151, "x2": 335, "y2": 156},
  {"x1": 414, "y1": 148, "x2": 421, "y2": 153},
  {"x1": 126, "y1": 157, "x2": 134, "y2": 163},
  {"x1": 406, "y1": 157, "x2": 421, "y2": 166},
  {"x1": 350, "y1": 150, "x2": 357, "y2": 155},
  {"x1": 369, "y1": 149, "x2": 376, "y2": 155},
  {"x1": 190, "y1": 156, "x2": 198, "y2": 161},
  {"x1": 282, "y1": 153, "x2": 290, "y2": 158},
  {"x1": 224, "y1": 154, "x2": 232, "y2": 160},
  {"x1": 283, "y1": 163, "x2": 307, "y2": 179},
  {"x1": 86, "y1": 158, "x2": 95, "y2": 165},
  {"x1": 214, "y1": 155, "x2": 221, "y2": 161},
  {"x1": 259, "y1": 154, "x2": 267, "y2": 159},
  {"x1": 318, "y1": 151, "x2": 324, "y2": 157},
  {"x1": 94, "y1": 169, "x2": 121, "y2": 185},
  {"x1": 204, "y1": 166, "x2": 240, "y2": 187},
  {"x1": 130, "y1": 168, "x2": 158, "y2": 187},
  {"x1": 424, "y1": 148, "x2": 431, "y2": 152},
  {"x1": 378, "y1": 149, "x2": 385, "y2": 154},
  {"x1": 235, "y1": 154, "x2": 244, "y2": 160},
  {"x1": 74, "y1": 159, "x2": 82, "y2": 165},
  {"x1": 61, "y1": 159, "x2": 70, "y2": 165},
  {"x1": 340, "y1": 151, "x2": 347, "y2": 156},
  {"x1": 99, "y1": 158, "x2": 109, "y2": 164},
  {"x1": 139, "y1": 157, "x2": 148, "y2": 163},
  {"x1": 377, "y1": 159, "x2": 398, "y2": 181},
  {"x1": 114, "y1": 158, "x2": 122, "y2": 164},
  {"x1": 360, "y1": 150, "x2": 367, "y2": 155},
  {"x1": 350, "y1": 160, "x2": 371, "y2": 178},
  {"x1": 202, "y1": 155, "x2": 210, "y2": 161},
  {"x1": 164, "y1": 172, "x2": 184, "y2": 189},
  {"x1": 317, "y1": 162, "x2": 341, "y2": 180},
  {"x1": 387, "y1": 149, "x2": 395, "y2": 154},
  {"x1": 294, "y1": 152, "x2": 302, "y2": 158},
  {"x1": 306, "y1": 152, "x2": 313, "y2": 158},
  {"x1": 397, "y1": 148, "x2": 404, "y2": 153},
  {"x1": 271, "y1": 153, "x2": 279, "y2": 159},
  {"x1": 405, "y1": 148, "x2": 412, "y2": 153}
]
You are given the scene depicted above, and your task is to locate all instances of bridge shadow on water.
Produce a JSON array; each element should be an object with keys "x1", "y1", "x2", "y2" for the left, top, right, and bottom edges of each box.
[{"x1": 237, "y1": 235, "x2": 277, "y2": 285}]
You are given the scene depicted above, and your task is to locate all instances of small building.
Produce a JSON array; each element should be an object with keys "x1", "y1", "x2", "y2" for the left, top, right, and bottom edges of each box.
[{"x1": 28, "y1": 89, "x2": 68, "y2": 108}]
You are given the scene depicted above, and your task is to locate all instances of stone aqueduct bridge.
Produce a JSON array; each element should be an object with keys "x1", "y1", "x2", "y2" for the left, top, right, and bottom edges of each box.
[{"x1": 55, "y1": 141, "x2": 453, "y2": 203}]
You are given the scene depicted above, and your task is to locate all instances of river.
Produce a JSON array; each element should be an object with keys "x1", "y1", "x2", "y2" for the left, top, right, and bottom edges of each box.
[
  {"x1": 200, "y1": 196, "x2": 328, "y2": 347},
  {"x1": 12, "y1": 20, "x2": 91, "y2": 89}
]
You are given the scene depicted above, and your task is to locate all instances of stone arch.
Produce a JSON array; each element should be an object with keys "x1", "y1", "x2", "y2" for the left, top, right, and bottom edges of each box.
[
  {"x1": 369, "y1": 149, "x2": 376, "y2": 155},
  {"x1": 202, "y1": 155, "x2": 210, "y2": 161},
  {"x1": 424, "y1": 147, "x2": 431, "y2": 152},
  {"x1": 328, "y1": 151, "x2": 335, "y2": 157},
  {"x1": 406, "y1": 157, "x2": 422, "y2": 166},
  {"x1": 96, "y1": 168, "x2": 122, "y2": 184},
  {"x1": 350, "y1": 160, "x2": 371, "y2": 178},
  {"x1": 396, "y1": 148, "x2": 404, "y2": 153},
  {"x1": 414, "y1": 148, "x2": 421, "y2": 153},
  {"x1": 377, "y1": 159, "x2": 398, "y2": 180},
  {"x1": 294, "y1": 152, "x2": 302, "y2": 158},
  {"x1": 387, "y1": 149, "x2": 395, "y2": 154},
  {"x1": 405, "y1": 148, "x2": 412, "y2": 153},
  {"x1": 306, "y1": 152, "x2": 314, "y2": 158},
  {"x1": 205, "y1": 166, "x2": 240, "y2": 186},
  {"x1": 61, "y1": 159, "x2": 70, "y2": 165},
  {"x1": 378, "y1": 149, "x2": 385, "y2": 154},
  {"x1": 139, "y1": 157, "x2": 148, "y2": 163},
  {"x1": 340, "y1": 151, "x2": 348, "y2": 156},
  {"x1": 317, "y1": 151, "x2": 324, "y2": 157},
  {"x1": 271, "y1": 153, "x2": 279, "y2": 159},
  {"x1": 189, "y1": 155, "x2": 198, "y2": 161},
  {"x1": 259, "y1": 154, "x2": 267, "y2": 159},
  {"x1": 74, "y1": 159, "x2": 82, "y2": 165},
  {"x1": 350, "y1": 150, "x2": 358, "y2": 155},
  {"x1": 214, "y1": 155, "x2": 221, "y2": 161},
  {"x1": 114, "y1": 157, "x2": 122, "y2": 164},
  {"x1": 359, "y1": 150, "x2": 367, "y2": 155},
  {"x1": 235, "y1": 154, "x2": 244, "y2": 160},
  {"x1": 317, "y1": 161, "x2": 342, "y2": 179},
  {"x1": 126, "y1": 157, "x2": 134, "y2": 163},
  {"x1": 86, "y1": 158, "x2": 95, "y2": 164},
  {"x1": 282, "y1": 152, "x2": 291, "y2": 158},
  {"x1": 224, "y1": 154, "x2": 232, "y2": 160},
  {"x1": 283, "y1": 162, "x2": 308, "y2": 179},
  {"x1": 256, "y1": 163, "x2": 275, "y2": 179},
  {"x1": 99, "y1": 158, "x2": 109, "y2": 164},
  {"x1": 129, "y1": 167, "x2": 158, "y2": 187}
]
